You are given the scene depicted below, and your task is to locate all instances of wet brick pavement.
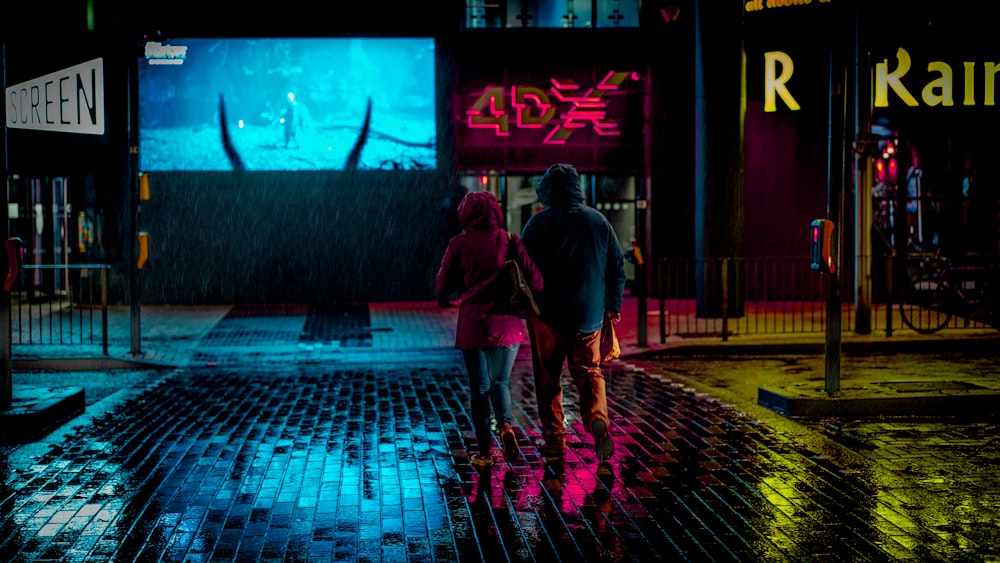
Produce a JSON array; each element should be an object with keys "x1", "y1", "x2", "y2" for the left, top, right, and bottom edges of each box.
[{"x1": 1, "y1": 301, "x2": 998, "y2": 561}]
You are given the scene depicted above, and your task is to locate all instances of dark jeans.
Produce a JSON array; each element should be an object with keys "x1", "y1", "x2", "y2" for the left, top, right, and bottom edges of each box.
[{"x1": 462, "y1": 344, "x2": 519, "y2": 453}]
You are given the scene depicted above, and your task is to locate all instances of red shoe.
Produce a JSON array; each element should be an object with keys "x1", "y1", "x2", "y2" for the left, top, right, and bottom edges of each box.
[{"x1": 499, "y1": 425, "x2": 520, "y2": 463}]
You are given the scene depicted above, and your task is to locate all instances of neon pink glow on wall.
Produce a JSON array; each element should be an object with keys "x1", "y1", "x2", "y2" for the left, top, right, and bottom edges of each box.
[{"x1": 466, "y1": 70, "x2": 639, "y2": 144}]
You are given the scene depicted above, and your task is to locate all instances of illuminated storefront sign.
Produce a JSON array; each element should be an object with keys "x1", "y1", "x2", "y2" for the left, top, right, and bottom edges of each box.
[
  {"x1": 745, "y1": 0, "x2": 830, "y2": 13},
  {"x1": 465, "y1": 70, "x2": 639, "y2": 144},
  {"x1": 875, "y1": 47, "x2": 1000, "y2": 108},
  {"x1": 765, "y1": 47, "x2": 1000, "y2": 112}
]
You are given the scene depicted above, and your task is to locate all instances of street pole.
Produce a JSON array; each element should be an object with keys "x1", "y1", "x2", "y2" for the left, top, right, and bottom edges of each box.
[
  {"x1": 637, "y1": 197, "x2": 648, "y2": 347},
  {"x1": 824, "y1": 0, "x2": 851, "y2": 395},
  {"x1": 693, "y1": 0, "x2": 744, "y2": 320},
  {"x1": 853, "y1": 0, "x2": 873, "y2": 336},
  {"x1": 638, "y1": 76, "x2": 652, "y2": 348},
  {"x1": 128, "y1": 40, "x2": 142, "y2": 356},
  {"x1": 1, "y1": 40, "x2": 10, "y2": 409}
]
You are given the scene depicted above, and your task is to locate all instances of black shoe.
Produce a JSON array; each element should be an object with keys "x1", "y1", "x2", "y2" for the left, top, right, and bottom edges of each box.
[{"x1": 592, "y1": 420, "x2": 614, "y2": 460}]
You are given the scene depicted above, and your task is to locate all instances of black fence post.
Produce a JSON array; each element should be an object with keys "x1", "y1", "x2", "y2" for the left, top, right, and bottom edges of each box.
[
  {"x1": 2, "y1": 238, "x2": 23, "y2": 409},
  {"x1": 1, "y1": 285, "x2": 10, "y2": 410},
  {"x1": 885, "y1": 253, "x2": 893, "y2": 337}
]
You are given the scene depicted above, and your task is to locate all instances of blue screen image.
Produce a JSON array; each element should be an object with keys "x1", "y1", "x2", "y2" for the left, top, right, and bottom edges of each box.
[{"x1": 138, "y1": 37, "x2": 437, "y2": 171}]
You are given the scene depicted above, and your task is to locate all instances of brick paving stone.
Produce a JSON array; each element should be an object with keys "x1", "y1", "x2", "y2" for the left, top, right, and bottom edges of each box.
[{"x1": 2, "y1": 303, "x2": 999, "y2": 562}]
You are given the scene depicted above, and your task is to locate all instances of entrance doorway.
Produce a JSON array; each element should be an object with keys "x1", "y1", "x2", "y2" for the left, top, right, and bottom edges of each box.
[{"x1": 459, "y1": 171, "x2": 641, "y2": 287}]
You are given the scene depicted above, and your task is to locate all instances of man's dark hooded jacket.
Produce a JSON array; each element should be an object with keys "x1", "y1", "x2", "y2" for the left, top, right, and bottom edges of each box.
[{"x1": 521, "y1": 164, "x2": 627, "y2": 334}]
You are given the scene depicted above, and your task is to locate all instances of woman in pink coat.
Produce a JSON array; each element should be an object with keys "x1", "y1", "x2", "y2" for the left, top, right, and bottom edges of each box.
[{"x1": 435, "y1": 191, "x2": 543, "y2": 468}]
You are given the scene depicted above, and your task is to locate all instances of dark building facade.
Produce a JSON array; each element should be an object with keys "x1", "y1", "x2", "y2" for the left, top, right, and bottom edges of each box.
[{"x1": 3, "y1": 1, "x2": 996, "y2": 309}]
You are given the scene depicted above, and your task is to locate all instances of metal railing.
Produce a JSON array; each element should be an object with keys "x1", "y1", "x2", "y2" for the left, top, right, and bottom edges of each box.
[
  {"x1": 655, "y1": 255, "x2": 995, "y2": 342},
  {"x1": 10, "y1": 264, "x2": 110, "y2": 355}
]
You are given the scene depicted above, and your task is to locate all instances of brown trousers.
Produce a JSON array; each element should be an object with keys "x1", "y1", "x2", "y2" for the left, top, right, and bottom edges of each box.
[{"x1": 527, "y1": 318, "x2": 609, "y2": 439}]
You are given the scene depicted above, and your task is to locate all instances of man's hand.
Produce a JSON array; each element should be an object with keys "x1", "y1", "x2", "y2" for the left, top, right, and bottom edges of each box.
[{"x1": 606, "y1": 311, "x2": 621, "y2": 324}]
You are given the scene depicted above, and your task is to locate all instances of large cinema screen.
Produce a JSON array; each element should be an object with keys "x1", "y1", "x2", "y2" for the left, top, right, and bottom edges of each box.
[{"x1": 138, "y1": 37, "x2": 436, "y2": 172}]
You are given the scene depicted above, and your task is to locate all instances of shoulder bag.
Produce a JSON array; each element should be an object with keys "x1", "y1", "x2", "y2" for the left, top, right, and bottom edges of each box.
[{"x1": 489, "y1": 232, "x2": 541, "y2": 318}]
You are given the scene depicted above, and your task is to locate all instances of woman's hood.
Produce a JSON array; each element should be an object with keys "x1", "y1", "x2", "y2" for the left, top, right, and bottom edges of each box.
[{"x1": 457, "y1": 191, "x2": 502, "y2": 231}]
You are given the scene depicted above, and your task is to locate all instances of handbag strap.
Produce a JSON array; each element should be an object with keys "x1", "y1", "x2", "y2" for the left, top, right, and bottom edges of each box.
[{"x1": 506, "y1": 232, "x2": 516, "y2": 261}]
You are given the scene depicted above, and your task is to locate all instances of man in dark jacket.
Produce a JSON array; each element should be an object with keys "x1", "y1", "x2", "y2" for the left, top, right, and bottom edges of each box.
[{"x1": 521, "y1": 163, "x2": 627, "y2": 461}]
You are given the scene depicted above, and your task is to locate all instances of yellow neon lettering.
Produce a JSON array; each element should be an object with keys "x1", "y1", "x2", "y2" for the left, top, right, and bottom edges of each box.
[
  {"x1": 875, "y1": 48, "x2": 918, "y2": 107},
  {"x1": 963, "y1": 62, "x2": 975, "y2": 106},
  {"x1": 985, "y1": 63, "x2": 1000, "y2": 106},
  {"x1": 764, "y1": 51, "x2": 800, "y2": 112},
  {"x1": 511, "y1": 87, "x2": 554, "y2": 127},
  {"x1": 467, "y1": 86, "x2": 509, "y2": 135},
  {"x1": 922, "y1": 61, "x2": 953, "y2": 106}
]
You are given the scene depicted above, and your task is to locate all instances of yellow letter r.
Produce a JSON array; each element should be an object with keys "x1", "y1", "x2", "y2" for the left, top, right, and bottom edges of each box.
[{"x1": 765, "y1": 51, "x2": 801, "y2": 112}]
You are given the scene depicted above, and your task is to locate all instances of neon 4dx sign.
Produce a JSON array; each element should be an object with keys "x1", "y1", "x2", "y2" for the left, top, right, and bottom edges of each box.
[{"x1": 466, "y1": 70, "x2": 639, "y2": 144}]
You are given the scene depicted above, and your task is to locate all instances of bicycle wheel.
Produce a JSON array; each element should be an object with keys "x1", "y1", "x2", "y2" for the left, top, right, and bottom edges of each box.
[{"x1": 899, "y1": 273, "x2": 953, "y2": 334}]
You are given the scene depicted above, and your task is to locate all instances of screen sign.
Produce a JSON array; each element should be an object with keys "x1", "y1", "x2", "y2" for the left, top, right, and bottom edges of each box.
[{"x1": 5, "y1": 58, "x2": 105, "y2": 135}]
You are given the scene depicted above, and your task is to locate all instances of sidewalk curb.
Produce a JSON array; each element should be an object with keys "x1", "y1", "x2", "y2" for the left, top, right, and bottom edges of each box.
[
  {"x1": 3, "y1": 359, "x2": 176, "y2": 441},
  {"x1": 624, "y1": 333, "x2": 1000, "y2": 419},
  {"x1": 622, "y1": 332, "x2": 999, "y2": 359},
  {"x1": 0, "y1": 386, "x2": 85, "y2": 444},
  {"x1": 13, "y1": 357, "x2": 178, "y2": 371},
  {"x1": 757, "y1": 387, "x2": 1000, "y2": 418}
]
